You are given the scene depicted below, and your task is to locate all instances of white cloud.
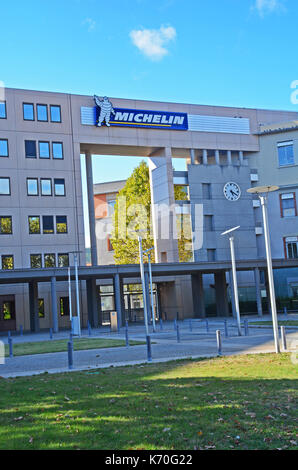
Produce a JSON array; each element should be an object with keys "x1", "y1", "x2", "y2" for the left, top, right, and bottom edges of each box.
[
  {"x1": 253, "y1": 0, "x2": 285, "y2": 17},
  {"x1": 83, "y1": 18, "x2": 96, "y2": 32},
  {"x1": 130, "y1": 25, "x2": 176, "y2": 61}
]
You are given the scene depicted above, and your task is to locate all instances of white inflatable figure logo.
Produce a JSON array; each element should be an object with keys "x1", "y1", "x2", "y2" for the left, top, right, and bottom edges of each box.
[{"x1": 94, "y1": 95, "x2": 115, "y2": 127}]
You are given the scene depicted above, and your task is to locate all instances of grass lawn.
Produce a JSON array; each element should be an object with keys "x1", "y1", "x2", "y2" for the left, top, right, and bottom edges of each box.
[
  {"x1": 4, "y1": 338, "x2": 145, "y2": 357},
  {"x1": 0, "y1": 353, "x2": 297, "y2": 450},
  {"x1": 250, "y1": 321, "x2": 298, "y2": 327}
]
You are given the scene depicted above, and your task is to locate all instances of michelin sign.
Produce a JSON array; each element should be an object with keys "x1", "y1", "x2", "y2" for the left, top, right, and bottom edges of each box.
[{"x1": 92, "y1": 95, "x2": 188, "y2": 130}]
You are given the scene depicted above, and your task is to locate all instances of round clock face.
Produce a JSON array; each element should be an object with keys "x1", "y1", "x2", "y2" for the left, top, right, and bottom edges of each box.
[{"x1": 223, "y1": 182, "x2": 241, "y2": 201}]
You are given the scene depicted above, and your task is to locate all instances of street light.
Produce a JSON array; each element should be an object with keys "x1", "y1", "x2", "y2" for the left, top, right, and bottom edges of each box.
[
  {"x1": 221, "y1": 225, "x2": 242, "y2": 336},
  {"x1": 69, "y1": 251, "x2": 83, "y2": 337},
  {"x1": 138, "y1": 235, "x2": 149, "y2": 336},
  {"x1": 144, "y1": 247, "x2": 156, "y2": 333},
  {"x1": 247, "y1": 185, "x2": 280, "y2": 353}
]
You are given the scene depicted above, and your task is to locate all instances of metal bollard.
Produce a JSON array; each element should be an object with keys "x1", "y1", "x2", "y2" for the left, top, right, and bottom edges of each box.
[
  {"x1": 88, "y1": 321, "x2": 92, "y2": 336},
  {"x1": 146, "y1": 335, "x2": 152, "y2": 362},
  {"x1": 68, "y1": 341, "x2": 73, "y2": 370},
  {"x1": 224, "y1": 320, "x2": 228, "y2": 337},
  {"x1": 244, "y1": 319, "x2": 249, "y2": 336},
  {"x1": 49, "y1": 328, "x2": 53, "y2": 340},
  {"x1": 176, "y1": 324, "x2": 181, "y2": 343},
  {"x1": 174, "y1": 319, "x2": 177, "y2": 331},
  {"x1": 160, "y1": 318, "x2": 163, "y2": 331},
  {"x1": 189, "y1": 319, "x2": 192, "y2": 332},
  {"x1": 125, "y1": 322, "x2": 129, "y2": 348},
  {"x1": 281, "y1": 326, "x2": 287, "y2": 351},
  {"x1": 8, "y1": 337, "x2": 13, "y2": 358},
  {"x1": 20, "y1": 325, "x2": 23, "y2": 336},
  {"x1": 8, "y1": 331, "x2": 11, "y2": 339},
  {"x1": 69, "y1": 332, "x2": 73, "y2": 343},
  {"x1": 206, "y1": 319, "x2": 209, "y2": 333},
  {"x1": 216, "y1": 330, "x2": 222, "y2": 356},
  {"x1": 284, "y1": 307, "x2": 288, "y2": 318}
]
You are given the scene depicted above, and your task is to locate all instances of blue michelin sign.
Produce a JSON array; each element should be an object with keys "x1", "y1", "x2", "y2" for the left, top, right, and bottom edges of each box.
[{"x1": 93, "y1": 95, "x2": 188, "y2": 130}]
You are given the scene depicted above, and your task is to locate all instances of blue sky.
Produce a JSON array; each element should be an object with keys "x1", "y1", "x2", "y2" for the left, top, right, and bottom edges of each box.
[{"x1": 1, "y1": 0, "x2": 297, "y2": 245}]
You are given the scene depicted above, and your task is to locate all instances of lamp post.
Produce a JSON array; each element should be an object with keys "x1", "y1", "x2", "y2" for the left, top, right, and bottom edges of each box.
[
  {"x1": 247, "y1": 185, "x2": 280, "y2": 353},
  {"x1": 69, "y1": 251, "x2": 83, "y2": 337},
  {"x1": 144, "y1": 247, "x2": 156, "y2": 333},
  {"x1": 221, "y1": 226, "x2": 241, "y2": 336},
  {"x1": 138, "y1": 236, "x2": 149, "y2": 336}
]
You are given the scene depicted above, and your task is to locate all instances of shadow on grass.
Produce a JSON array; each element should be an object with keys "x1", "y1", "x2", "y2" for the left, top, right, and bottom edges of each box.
[{"x1": 0, "y1": 354, "x2": 296, "y2": 450}]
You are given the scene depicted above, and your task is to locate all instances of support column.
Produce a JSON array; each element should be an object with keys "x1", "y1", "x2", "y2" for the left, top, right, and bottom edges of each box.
[
  {"x1": 254, "y1": 268, "x2": 263, "y2": 317},
  {"x1": 190, "y1": 149, "x2": 195, "y2": 165},
  {"x1": 29, "y1": 281, "x2": 39, "y2": 332},
  {"x1": 51, "y1": 277, "x2": 59, "y2": 333},
  {"x1": 191, "y1": 273, "x2": 206, "y2": 318},
  {"x1": 215, "y1": 150, "x2": 220, "y2": 166},
  {"x1": 239, "y1": 151, "x2": 244, "y2": 166},
  {"x1": 148, "y1": 147, "x2": 179, "y2": 263},
  {"x1": 229, "y1": 269, "x2": 237, "y2": 318},
  {"x1": 227, "y1": 150, "x2": 232, "y2": 166},
  {"x1": 86, "y1": 278, "x2": 100, "y2": 327},
  {"x1": 114, "y1": 273, "x2": 125, "y2": 327},
  {"x1": 85, "y1": 152, "x2": 98, "y2": 266},
  {"x1": 203, "y1": 149, "x2": 208, "y2": 165},
  {"x1": 214, "y1": 271, "x2": 229, "y2": 317}
]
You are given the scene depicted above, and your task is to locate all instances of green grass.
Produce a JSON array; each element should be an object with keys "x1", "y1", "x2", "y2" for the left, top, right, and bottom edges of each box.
[
  {"x1": 250, "y1": 321, "x2": 298, "y2": 327},
  {"x1": 0, "y1": 353, "x2": 297, "y2": 450},
  {"x1": 4, "y1": 338, "x2": 145, "y2": 357}
]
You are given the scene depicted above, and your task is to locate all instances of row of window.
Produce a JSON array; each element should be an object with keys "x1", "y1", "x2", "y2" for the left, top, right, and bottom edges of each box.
[
  {"x1": 0, "y1": 253, "x2": 70, "y2": 271},
  {"x1": 0, "y1": 177, "x2": 65, "y2": 196},
  {"x1": 0, "y1": 216, "x2": 68, "y2": 234},
  {"x1": 0, "y1": 297, "x2": 70, "y2": 321},
  {"x1": 0, "y1": 139, "x2": 64, "y2": 159},
  {"x1": 0, "y1": 101, "x2": 62, "y2": 122}
]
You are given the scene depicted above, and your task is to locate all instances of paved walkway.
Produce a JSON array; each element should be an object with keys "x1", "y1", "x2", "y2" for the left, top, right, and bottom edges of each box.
[{"x1": 1, "y1": 315, "x2": 297, "y2": 378}]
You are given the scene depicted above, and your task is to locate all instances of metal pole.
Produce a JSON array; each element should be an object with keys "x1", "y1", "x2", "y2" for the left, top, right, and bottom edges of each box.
[
  {"x1": 281, "y1": 326, "x2": 287, "y2": 351},
  {"x1": 146, "y1": 335, "x2": 152, "y2": 362},
  {"x1": 8, "y1": 337, "x2": 13, "y2": 358},
  {"x1": 68, "y1": 266, "x2": 72, "y2": 322},
  {"x1": 74, "y1": 254, "x2": 81, "y2": 337},
  {"x1": 216, "y1": 330, "x2": 222, "y2": 356},
  {"x1": 139, "y1": 236, "x2": 149, "y2": 336},
  {"x1": 176, "y1": 324, "x2": 181, "y2": 343},
  {"x1": 260, "y1": 195, "x2": 280, "y2": 353},
  {"x1": 148, "y1": 254, "x2": 156, "y2": 333},
  {"x1": 68, "y1": 341, "x2": 73, "y2": 370},
  {"x1": 229, "y1": 236, "x2": 241, "y2": 336}
]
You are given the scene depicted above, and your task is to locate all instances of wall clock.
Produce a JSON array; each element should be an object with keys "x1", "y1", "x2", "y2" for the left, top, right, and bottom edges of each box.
[{"x1": 223, "y1": 182, "x2": 241, "y2": 201}]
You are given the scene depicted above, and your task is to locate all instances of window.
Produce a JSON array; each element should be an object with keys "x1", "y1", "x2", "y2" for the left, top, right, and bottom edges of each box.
[
  {"x1": 204, "y1": 215, "x2": 214, "y2": 231},
  {"x1": 0, "y1": 101, "x2": 6, "y2": 119},
  {"x1": 25, "y1": 140, "x2": 37, "y2": 158},
  {"x1": 38, "y1": 299, "x2": 45, "y2": 318},
  {"x1": 60, "y1": 297, "x2": 70, "y2": 316},
  {"x1": 284, "y1": 237, "x2": 298, "y2": 259},
  {"x1": 280, "y1": 193, "x2": 297, "y2": 217},
  {"x1": 50, "y1": 105, "x2": 61, "y2": 123},
  {"x1": 0, "y1": 216, "x2": 12, "y2": 234},
  {"x1": 56, "y1": 216, "x2": 67, "y2": 233},
  {"x1": 207, "y1": 249, "x2": 216, "y2": 261},
  {"x1": 39, "y1": 141, "x2": 50, "y2": 159},
  {"x1": 107, "y1": 199, "x2": 116, "y2": 216},
  {"x1": 0, "y1": 178, "x2": 10, "y2": 195},
  {"x1": 54, "y1": 178, "x2": 65, "y2": 196},
  {"x1": 3, "y1": 301, "x2": 15, "y2": 320},
  {"x1": 58, "y1": 253, "x2": 69, "y2": 267},
  {"x1": 43, "y1": 216, "x2": 54, "y2": 234},
  {"x1": 0, "y1": 139, "x2": 8, "y2": 157},
  {"x1": 27, "y1": 178, "x2": 38, "y2": 196},
  {"x1": 30, "y1": 254, "x2": 42, "y2": 269},
  {"x1": 44, "y1": 253, "x2": 56, "y2": 267},
  {"x1": 278, "y1": 141, "x2": 295, "y2": 167},
  {"x1": 28, "y1": 216, "x2": 40, "y2": 234},
  {"x1": 37, "y1": 104, "x2": 48, "y2": 122},
  {"x1": 2, "y1": 255, "x2": 14, "y2": 270},
  {"x1": 52, "y1": 142, "x2": 63, "y2": 159},
  {"x1": 40, "y1": 179, "x2": 52, "y2": 196},
  {"x1": 23, "y1": 103, "x2": 34, "y2": 121},
  {"x1": 202, "y1": 183, "x2": 212, "y2": 200}
]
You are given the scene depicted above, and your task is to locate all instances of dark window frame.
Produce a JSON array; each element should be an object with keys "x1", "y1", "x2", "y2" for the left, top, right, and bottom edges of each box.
[
  {"x1": 50, "y1": 105, "x2": 62, "y2": 123},
  {"x1": 1, "y1": 255, "x2": 14, "y2": 270},
  {"x1": 28, "y1": 215, "x2": 41, "y2": 234},
  {"x1": 279, "y1": 193, "x2": 297, "y2": 218},
  {"x1": 36, "y1": 104, "x2": 48, "y2": 122},
  {"x1": 38, "y1": 141, "x2": 50, "y2": 159},
  {"x1": 42, "y1": 215, "x2": 54, "y2": 234},
  {"x1": 30, "y1": 254, "x2": 42, "y2": 269},
  {"x1": 25, "y1": 140, "x2": 37, "y2": 159},
  {"x1": 54, "y1": 178, "x2": 66, "y2": 196},
  {"x1": 27, "y1": 178, "x2": 39, "y2": 196},
  {"x1": 56, "y1": 215, "x2": 68, "y2": 234},
  {"x1": 23, "y1": 102, "x2": 35, "y2": 121},
  {"x1": 0, "y1": 101, "x2": 7, "y2": 119},
  {"x1": 40, "y1": 179, "x2": 52, "y2": 197},
  {"x1": 0, "y1": 177, "x2": 11, "y2": 195},
  {"x1": 52, "y1": 141, "x2": 64, "y2": 160},
  {"x1": 60, "y1": 296, "x2": 70, "y2": 316},
  {"x1": 44, "y1": 253, "x2": 56, "y2": 268},
  {"x1": 0, "y1": 138, "x2": 9, "y2": 158},
  {"x1": 58, "y1": 253, "x2": 69, "y2": 268},
  {"x1": 0, "y1": 216, "x2": 12, "y2": 235},
  {"x1": 38, "y1": 298, "x2": 45, "y2": 318}
]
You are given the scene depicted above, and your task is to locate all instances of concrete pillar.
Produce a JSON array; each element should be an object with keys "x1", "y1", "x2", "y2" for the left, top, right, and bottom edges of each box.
[
  {"x1": 203, "y1": 149, "x2": 208, "y2": 165},
  {"x1": 86, "y1": 278, "x2": 100, "y2": 327},
  {"x1": 227, "y1": 150, "x2": 232, "y2": 166},
  {"x1": 239, "y1": 151, "x2": 244, "y2": 166},
  {"x1": 51, "y1": 277, "x2": 59, "y2": 333},
  {"x1": 148, "y1": 147, "x2": 179, "y2": 263},
  {"x1": 29, "y1": 281, "x2": 39, "y2": 332},
  {"x1": 229, "y1": 269, "x2": 237, "y2": 319},
  {"x1": 214, "y1": 271, "x2": 229, "y2": 317},
  {"x1": 215, "y1": 150, "x2": 220, "y2": 166},
  {"x1": 114, "y1": 273, "x2": 125, "y2": 327},
  {"x1": 254, "y1": 268, "x2": 263, "y2": 317},
  {"x1": 85, "y1": 152, "x2": 98, "y2": 266},
  {"x1": 191, "y1": 273, "x2": 206, "y2": 318},
  {"x1": 190, "y1": 149, "x2": 195, "y2": 165}
]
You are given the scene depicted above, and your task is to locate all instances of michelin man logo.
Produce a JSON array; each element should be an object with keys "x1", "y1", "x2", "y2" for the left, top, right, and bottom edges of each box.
[{"x1": 94, "y1": 95, "x2": 115, "y2": 127}]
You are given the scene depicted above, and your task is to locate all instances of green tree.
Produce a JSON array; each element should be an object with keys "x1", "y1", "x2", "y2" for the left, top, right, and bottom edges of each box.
[{"x1": 110, "y1": 162, "x2": 193, "y2": 264}]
